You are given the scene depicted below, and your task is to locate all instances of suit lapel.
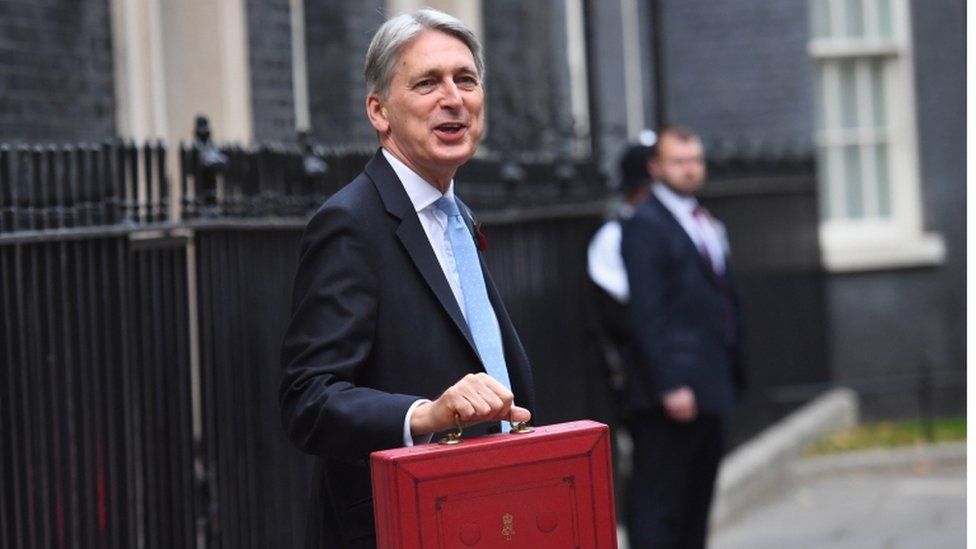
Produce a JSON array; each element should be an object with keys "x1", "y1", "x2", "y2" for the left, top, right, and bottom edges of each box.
[
  {"x1": 364, "y1": 152, "x2": 479, "y2": 354},
  {"x1": 651, "y1": 197, "x2": 723, "y2": 288},
  {"x1": 365, "y1": 152, "x2": 534, "y2": 408}
]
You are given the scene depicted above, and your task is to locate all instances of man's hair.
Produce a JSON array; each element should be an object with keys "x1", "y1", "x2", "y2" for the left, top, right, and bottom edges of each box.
[
  {"x1": 364, "y1": 8, "x2": 485, "y2": 98},
  {"x1": 652, "y1": 125, "x2": 701, "y2": 157}
]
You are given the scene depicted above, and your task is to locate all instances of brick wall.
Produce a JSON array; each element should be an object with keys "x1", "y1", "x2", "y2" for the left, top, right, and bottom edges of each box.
[
  {"x1": 911, "y1": 0, "x2": 966, "y2": 372},
  {"x1": 481, "y1": 0, "x2": 579, "y2": 158},
  {"x1": 303, "y1": 0, "x2": 383, "y2": 148},
  {"x1": 660, "y1": 0, "x2": 814, "y2": 151},
  {"x1": 246, "y1": 0, "x2": 297, "y2": 144},
  {"x1": 0, "y1": 0, "x2": 116, "y2": 142}
]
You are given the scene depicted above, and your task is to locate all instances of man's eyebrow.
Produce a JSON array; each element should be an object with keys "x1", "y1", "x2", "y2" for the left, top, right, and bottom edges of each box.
[
  {"x1": 411, "y1": 65, "x2": 478, "y2": 81},
  {"x1": 407, "y1": 68, "x2": 441, "y2": 84}
]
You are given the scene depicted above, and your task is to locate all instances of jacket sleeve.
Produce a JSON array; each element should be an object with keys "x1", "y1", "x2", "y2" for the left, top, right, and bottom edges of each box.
[
  {"x1": 278, "y1": 203, "x2": 419, "y2": 462},
  {"x1": 620, "y1": 212, "x2": 686, "y2": 400}
]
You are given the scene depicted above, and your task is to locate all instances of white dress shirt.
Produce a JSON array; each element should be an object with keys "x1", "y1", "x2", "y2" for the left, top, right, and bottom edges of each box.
[
  {"x1": 383, "y1": 149, "x2": 468, "y2": 316},
  {"x1": 587, "y1": 201, "x2": 641, "y2": 304},
  {"x1": 587, "y1": 220, "x2": 628, "y2": 303},
  {"x1": 652, "y1": 182, "x2": 730, "y2": 273}
]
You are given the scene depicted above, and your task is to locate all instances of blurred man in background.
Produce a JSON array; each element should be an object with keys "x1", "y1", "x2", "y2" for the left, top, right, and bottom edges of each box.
[{"x1": 620, "y1": 125, "x2": 746, "y2": 549}]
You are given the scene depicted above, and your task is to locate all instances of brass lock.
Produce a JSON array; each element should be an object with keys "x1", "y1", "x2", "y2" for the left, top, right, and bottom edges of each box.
[{"x1": 509, "y1": 411, "x2": 534, "y2": 434}]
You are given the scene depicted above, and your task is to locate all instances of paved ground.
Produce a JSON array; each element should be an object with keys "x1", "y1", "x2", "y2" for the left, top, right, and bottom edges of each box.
[
  {"x1": 710, "y1": 449, "x2": 966, "y2": 549},
  {"x1": 614, "y1": 443, "x2": 965, "y2": 549}
]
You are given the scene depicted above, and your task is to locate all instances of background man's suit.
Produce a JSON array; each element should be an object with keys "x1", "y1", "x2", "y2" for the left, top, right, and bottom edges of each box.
[
  {"x1": 620, "y1": 192, "x2": 745, "y2": 548},
  {"x1": 279, "y1": 151, "x2": 535, "y2": 548}
]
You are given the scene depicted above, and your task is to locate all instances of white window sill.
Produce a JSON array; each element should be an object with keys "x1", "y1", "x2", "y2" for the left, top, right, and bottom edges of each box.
[
  {"x1": 807, "y1": 39, "x2": 900, "y2": 59},
  {"x1": 820, "y1": 230, "x2": 946, "y2": 273}
]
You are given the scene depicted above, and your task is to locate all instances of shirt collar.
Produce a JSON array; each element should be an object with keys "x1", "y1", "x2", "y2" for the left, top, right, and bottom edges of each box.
[
  {"x1": 382, "y1": 148, "x2": 454, "y2": 212},
  {"x1": 652, "y1": 181, "x2": 698, "y2": 217}
]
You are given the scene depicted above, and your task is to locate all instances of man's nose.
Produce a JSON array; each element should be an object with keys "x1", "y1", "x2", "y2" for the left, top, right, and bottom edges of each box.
[{"x1": 439, "y1": 82, "x2": 462, "y2": 108}]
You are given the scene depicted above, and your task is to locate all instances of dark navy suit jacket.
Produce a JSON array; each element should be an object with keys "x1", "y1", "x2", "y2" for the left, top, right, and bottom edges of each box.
[
  {"x1": 619, "y1": 194, "x2": 744, "y2": 415},
  {"x1": 279, "y1": 151, "x2": 535, "y2": 548}
]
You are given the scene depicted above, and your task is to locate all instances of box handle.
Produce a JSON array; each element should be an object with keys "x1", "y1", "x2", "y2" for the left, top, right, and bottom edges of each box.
[
  {"x1": 437, "y1": 412, "x2": 535, "y2": 445},
  {"x1": 438, "y1": 414, "x2": 465, "y2": 445}
]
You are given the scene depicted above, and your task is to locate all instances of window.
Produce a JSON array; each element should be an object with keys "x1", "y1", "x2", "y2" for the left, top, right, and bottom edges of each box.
[{"x1": 809, "y1": 0, "x2": 943, "y2": 271}]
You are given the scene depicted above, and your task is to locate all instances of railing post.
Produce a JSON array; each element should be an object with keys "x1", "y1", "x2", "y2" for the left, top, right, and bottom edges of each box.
[
  {"x1": 501, "y1": 160, "x2": 525, "y2": 207},
  {"x1": 191, "y1": 115, "x2": 228, "y2": 218},
  {"x1": 0, "y1": 146, "x2": 11, "y2": 232},
  {"x1": 100, "y1": 140, "x2": 119, "y2": 225},
  {"x1": 298, "y1": 129, "x2": 328, "y2": 214}
]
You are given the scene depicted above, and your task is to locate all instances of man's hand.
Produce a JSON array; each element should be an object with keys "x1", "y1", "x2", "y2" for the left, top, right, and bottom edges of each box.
[
  {"x1": 410, "y1": 373, "x2": 531, "y2": 435},
  {"x1": 662, "y1": 386, "x2": 697, "y2": 422}
]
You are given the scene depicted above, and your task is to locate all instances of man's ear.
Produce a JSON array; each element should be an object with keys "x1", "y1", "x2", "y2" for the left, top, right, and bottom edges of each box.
[
  {"x1": 366, "y1": 94, "x2": 390, "y2": 134},
  {"x1": 646, "y1": 157, "x2": 659, "y2": 180}
]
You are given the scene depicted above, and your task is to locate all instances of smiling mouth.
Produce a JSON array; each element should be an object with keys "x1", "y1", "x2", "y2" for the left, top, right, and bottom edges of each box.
[{"x1": 435, "y1": 122, "x2": 466, "y2": 135}]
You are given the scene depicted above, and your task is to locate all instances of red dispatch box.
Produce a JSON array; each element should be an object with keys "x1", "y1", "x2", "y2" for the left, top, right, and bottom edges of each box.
[{"x1": 370, "y1": 420, "x2": 617, "y2": 548}]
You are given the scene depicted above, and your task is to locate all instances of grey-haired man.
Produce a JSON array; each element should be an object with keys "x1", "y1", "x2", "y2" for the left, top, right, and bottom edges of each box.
[{"x1": 279, "y1": 9, "x2": 535, "y2": 548}]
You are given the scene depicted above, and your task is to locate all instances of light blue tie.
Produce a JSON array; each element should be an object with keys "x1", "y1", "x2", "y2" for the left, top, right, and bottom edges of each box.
[{"x1": 435, "y1": 196, "x2": 512, "y2": 431}]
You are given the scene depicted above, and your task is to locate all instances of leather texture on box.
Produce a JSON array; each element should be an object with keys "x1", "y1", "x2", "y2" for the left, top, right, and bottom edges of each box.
[{"x1": 370, "y1": 420, "x2": 617, "y2": 548}]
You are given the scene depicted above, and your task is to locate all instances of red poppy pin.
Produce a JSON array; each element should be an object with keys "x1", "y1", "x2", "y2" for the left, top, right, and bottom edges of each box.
[{"x1": 475, "y1": 223, "x2": 488, "y2": 251}]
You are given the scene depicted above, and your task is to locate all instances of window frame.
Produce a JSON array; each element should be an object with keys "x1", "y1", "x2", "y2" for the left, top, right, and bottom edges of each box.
[{"x1": 808, "y1": 0, "x2": 944, "y2": 271}]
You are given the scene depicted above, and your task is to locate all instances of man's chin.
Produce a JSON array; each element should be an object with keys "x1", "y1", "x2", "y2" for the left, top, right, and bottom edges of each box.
[
  {"x1": 674, "y1": 180, "x2": 704, "y2": 195},
  {"x1": 432, "y1": 144, "x2": 478, "y2": 166}
]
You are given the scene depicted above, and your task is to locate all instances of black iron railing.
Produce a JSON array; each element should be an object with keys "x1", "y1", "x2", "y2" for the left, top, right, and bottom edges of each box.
[{"x1": 0, "y1": 141, "x2": 167, "y2": 233}]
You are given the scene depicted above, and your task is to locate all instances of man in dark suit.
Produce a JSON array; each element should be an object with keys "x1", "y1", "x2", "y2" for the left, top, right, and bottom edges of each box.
[
  {"x1": 279, "y1": 9, "x2": 534, "y2": 548},
  {"x1": 620, "y1": 126, "x2": 745, "y2": 549}
]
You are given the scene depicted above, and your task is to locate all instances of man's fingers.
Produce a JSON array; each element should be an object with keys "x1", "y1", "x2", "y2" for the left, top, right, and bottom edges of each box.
[
  {"x1": 664, "y1": 400, "x2": 692, "y2": 422},
  {"x1": 416, "y1": 372, "x2": 528, "y2": 434},
  {"x1": 672, "y1": 405, "x2": 696, "y2": 422},
  {"x1": 443, "y1": 389, "x2": 488, "y2": 423},
  {"x1": 431, "y1": 372, "x2": 529, "y2": 429},
  {"x1": 662, "y1": 386, "x2": 697, "y2": 422},
  {"x1": 459, "y1": 373, "x2": 514, "y2": 404},
  {"x1": 465, "y1": 393, "x2": 493, "y2": 419},
  {"x1": 460, "y1": 373, "x2": 513, "y2": 405},
  {"x1": 450, "y1": 398, "x2": 476, "y2": 422},
  {"x1": 476, "y1": 373, "x2": 514, "y2": 398}
]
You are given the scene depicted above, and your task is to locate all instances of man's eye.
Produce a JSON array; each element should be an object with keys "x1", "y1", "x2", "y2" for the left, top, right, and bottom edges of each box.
[
  {"x1": 457, "y1": 76, "x2": 479, "y2": 88},
  {"x1": 415, "y1": 79, "x2": 435, "y2": 90}
]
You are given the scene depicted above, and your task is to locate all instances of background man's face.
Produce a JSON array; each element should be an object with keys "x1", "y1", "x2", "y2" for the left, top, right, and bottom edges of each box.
[
  {"x1": 651, "y1": 135, "x2": 706, "y2": 195},
  {"x1": 367, "y1": 30, "x2": 484, "y2": 187}
]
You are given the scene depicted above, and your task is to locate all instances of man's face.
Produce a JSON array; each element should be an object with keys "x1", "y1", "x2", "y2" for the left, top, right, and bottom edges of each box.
[
  {"x1": 650, "y1": 135, "x2": 706, "y2": 196},
  {"x1": 366, "y1": 30, "x2": 485, "y2": 189}
]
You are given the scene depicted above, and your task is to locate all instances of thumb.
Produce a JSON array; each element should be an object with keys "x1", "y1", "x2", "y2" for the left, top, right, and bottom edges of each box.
[{"x1": 509, "y1": 405, "x2": 532, "y2": 424}]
